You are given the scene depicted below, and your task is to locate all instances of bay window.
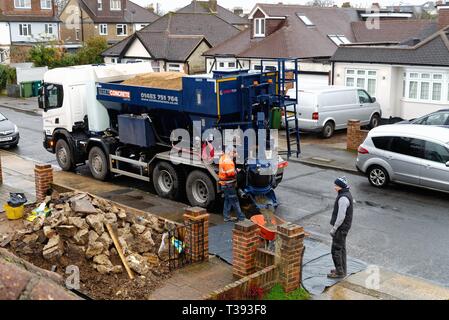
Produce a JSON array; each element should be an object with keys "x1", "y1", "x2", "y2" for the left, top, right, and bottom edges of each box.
[{"x1": 404, "y1": 71, "x2": 444, "y2": 102}]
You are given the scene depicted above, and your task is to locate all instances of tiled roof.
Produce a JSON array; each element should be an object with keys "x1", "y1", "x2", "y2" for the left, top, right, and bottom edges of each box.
[
  {"x1": 177, "y1": 1, "x2": 249, "y2": 25},
  {"x1": 79, "y1": 0, "x2": 159, "y2": 23},
  {"x1": 206, "y1": 4, "x2": 360, "y2": 59},
  {"x1": 351, "y1": 19, "x2": 438, "y2": 44},
  {"x1": 0, "y1": 14, "x2": 60, "y2": 22},
  {"x1": 331, "y1": 29, "x2": 449, "y2": 67}
]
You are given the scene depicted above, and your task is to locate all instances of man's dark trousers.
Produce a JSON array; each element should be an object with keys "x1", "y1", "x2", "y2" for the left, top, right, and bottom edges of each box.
[{"x1": 331, "y1": 229, "x2": 348, "y2": 275}]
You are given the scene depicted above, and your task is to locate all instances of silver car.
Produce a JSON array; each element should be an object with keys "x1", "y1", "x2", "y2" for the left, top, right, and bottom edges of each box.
[
  {"x1": 356, "y1": 124, "x2": 449, "y2": 192},
  {"x1": 283, "y1": 86, "x2": 382, "y2": 138}
]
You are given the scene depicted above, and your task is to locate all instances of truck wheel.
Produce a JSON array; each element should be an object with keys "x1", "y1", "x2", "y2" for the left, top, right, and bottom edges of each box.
[
  {"x1": 321, "y1": 121, "x2": 334, "y2": 139},
  {"x1": 55, "y1": 139, "x2": 74, "y2": 171},
  {"x1": 153, "y1": 162, "x2": 183, "y2": 200},
  {"x1": 186, "y1": 170, "x2": 216, "y2": 209},
  {"x1": 88, "y1": 146, "x2": 109, "y2": 181}
]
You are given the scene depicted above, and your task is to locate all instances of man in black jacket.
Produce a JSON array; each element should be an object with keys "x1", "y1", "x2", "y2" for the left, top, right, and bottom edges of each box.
[{"x1": 328, "y1": 176, "x2": 353, "y2": 279}]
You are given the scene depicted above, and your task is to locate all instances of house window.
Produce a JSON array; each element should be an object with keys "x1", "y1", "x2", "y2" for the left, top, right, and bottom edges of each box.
[
  {"x1": 228, "y1": 62, "x2": 236, "y2": 68},
  {"x1": 345, "y1": 69, "x2": 377, "y2": 96},
  {"x1": 219, "y1": 62, "x2": 225, "y2": 68},
  {"x1": 45, "y1": 24, "x2": 53, "y2": 34},
  {"x1": 75, "y1": 29, "x2": 80, "y2": 41},
  {"x1": 168, "y1": 63, "x2": 181, "y2": 72},
  {"x1": 14, "y1": 0, "x2": 31, "y2": 8},
  {"x1": 116, "y1": 24, "x2": 127, "y2": 36},
  {"x1": 328, "y1": 35, "x2": 351, "y2": 46},
  {"x1": 41, "y1": 0, "x2": 52, "y2": 9},
  {"x1": 405, "y1": 71, "x2": 444, "y2": 102},
  {"x1": 110, "y1": 0, "x2": 121, "y2": 10},
  {"x1": 98, "y1": 0, "x2": 102, "y2": 10},
  {"x1": 254, "y1": 18, "x2": 265, "y2": 37},
  {"x1": 99, "y1": 24, "x2": 108, "y2": 35},
  {"x1": 19, "y1": 24, "x2": 32, "y2": 36},
  {"x1": 297, "y1": 14, "x2": 314, "y2": 26}
]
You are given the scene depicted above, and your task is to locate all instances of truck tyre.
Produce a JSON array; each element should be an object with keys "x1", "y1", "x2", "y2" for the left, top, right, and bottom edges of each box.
[
  {"x1": 321, "y1": 121, "x2": 334, "y2": 139},
  {"x1": 186, "y1": 170, "x2": 216, "y2": 209},
  {"x1": 55, "y1": 139, "x2": 74, "y2": 171},
  {"x1": 88, "y1": 146, "x2": 109, "y2": 181},
  {"x1": 153, "y1": 162, "x2": 183, "y2": 200}
]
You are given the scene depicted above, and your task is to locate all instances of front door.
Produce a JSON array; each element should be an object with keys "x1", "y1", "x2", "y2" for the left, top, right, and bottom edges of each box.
[{"x1": 420, "y1": 140, "x2": 449, "y2": 192}]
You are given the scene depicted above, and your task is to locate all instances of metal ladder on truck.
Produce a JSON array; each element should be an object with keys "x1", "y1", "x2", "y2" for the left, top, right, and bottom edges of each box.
[{"x1": 273, "y1": 58, "x2": 300, "y2": 158}]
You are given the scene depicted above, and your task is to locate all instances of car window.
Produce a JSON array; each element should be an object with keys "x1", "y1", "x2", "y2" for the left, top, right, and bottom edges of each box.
[
  {"x1": 424, "y1": 113, "x2": 449, "y2": 125},
  {"x1": 412, "y1": 115, "x2": 428, "y2": 124},
  {"x1": 424, "y1": 141, "x2": 449, "y2": 164},
  {"x1": 390, "y1": 137, "x2": 424, "y2": 158},
  {"x1": 372, "y1": 136, "x2": 392, "y2": 150},
  {"x1": 358, "y1": 90, "x2": 371, "y2": 104}
]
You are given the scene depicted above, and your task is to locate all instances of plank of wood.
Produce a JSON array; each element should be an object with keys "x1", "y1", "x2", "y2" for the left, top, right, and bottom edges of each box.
[{"x1": 106, "y1": 223, "x2": 135, "y2": 280}]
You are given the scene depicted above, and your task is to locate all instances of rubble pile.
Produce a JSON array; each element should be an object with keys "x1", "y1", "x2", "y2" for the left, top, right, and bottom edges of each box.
[{"x1": 6, "y1": 191, "x2": 174, "y2": 278}]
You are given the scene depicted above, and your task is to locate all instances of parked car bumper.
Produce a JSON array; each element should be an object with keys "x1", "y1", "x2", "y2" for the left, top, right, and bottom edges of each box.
[{"x1": 0, "y1": 133, "x2": 19, "y2": 147}]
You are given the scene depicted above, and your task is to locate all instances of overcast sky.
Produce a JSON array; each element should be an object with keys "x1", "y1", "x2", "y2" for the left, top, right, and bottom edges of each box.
[{"x1": 132, "y1": 0, "x2": 430, "y2": 13}]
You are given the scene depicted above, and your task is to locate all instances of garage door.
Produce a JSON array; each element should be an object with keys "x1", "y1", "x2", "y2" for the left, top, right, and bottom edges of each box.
[{"x1": 298, "y1": 73, "x2": 329, "y2": 88}]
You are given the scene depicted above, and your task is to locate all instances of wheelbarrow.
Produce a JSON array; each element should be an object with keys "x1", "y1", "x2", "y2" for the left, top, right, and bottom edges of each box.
[{"x1": 250, "y1": 214, "x2": 286, "y2": 242}]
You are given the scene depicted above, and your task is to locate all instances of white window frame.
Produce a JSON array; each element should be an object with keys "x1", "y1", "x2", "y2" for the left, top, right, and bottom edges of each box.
[
  {"x1": 297, "y1": 14, "x2": 314, "y2": 26},
  {"x1": 40, "y1": 0, "x2": 52, "y2": 9},
  {"x1": 19, "y1": 24, "x2": 32, "y2": 36},
  {"x1": 254, "y1": 18, "x2": 265, "y2": 37},
  {"x1": 167, "y1": 63, "x2": 181, "y2": 72},
  {"x1": 44, "y1": 23, "x2": 53, "y2": 34},
  {"x1": 328, "y1": 35, "x2": 351, "y2": 46},
  {"x1": 98, "y1": 0, "x2": 102, "y2": 10},
  {"x1": 14, "y1": 0, "x2": 31, "y2": 9},
  {"x1": 116, "y1": 24, "x2": 127, "y2": 36},
  {"x1": 110, "y1": 0, "x2": 121, "y2": 11},
  {"x1": 99, "y1": 24, "x2": 108, "y2": 35},
  {"x1": 345, "y1": 69, "x2": 377, "y2": 96},
  {"x1": 403, "y1": 70, "x2": 447, "y2": 104}
]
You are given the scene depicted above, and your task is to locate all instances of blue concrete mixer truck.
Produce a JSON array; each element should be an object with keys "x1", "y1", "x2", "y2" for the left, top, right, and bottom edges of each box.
[{"x1": 38, "y1": 60, "x2": 301, "y2": 212}]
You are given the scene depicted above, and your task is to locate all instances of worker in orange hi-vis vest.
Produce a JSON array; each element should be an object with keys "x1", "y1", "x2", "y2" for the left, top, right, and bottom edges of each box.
[{"x1": 219, "y1": 145, "x2": 245, "y2": 222}]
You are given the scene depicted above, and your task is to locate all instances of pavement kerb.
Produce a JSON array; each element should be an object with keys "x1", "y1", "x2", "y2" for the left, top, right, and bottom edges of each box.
[
  {"x1": 0, "y1": 102, "x2": 42, "y2": 116},
  {"x1": 287, "y1": 156, "x2": 363, "y2": 176}
]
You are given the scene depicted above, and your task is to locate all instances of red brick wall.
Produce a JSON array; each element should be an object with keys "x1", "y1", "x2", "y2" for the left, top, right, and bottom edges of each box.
[
  {"x1": 34, "y1": 164, "x2": 53, "y2": 203},
  {"x1": 2, "y1": 0, "x2": 56, "y2": 17},
  {"x1": 438, "y1": 7, "x2": 449, "y2": 29},
  {"x1": 347, "y1": 119, "x2": 369, "y2": 151},
  {"x1": 232, "y1": 220, "x2": 259, "y2": 278},
  {"x1": 183, "y1": 207, "x2": 209, "y2": 263}
]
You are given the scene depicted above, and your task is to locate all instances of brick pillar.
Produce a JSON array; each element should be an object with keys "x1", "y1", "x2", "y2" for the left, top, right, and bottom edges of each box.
[
  {"x1": 233, "y1": 220, "x2": 259, "y2": 278},
  {"x1": 183, "y1": 207, "x2": 209, "y2": 262},
  {"x1": 0, "y1": 152, "x2": 2, "y2": 185},
  {"x1": 347, "y1": 119, "x2": 362, "y2": 151},
  {"x1": 275, "y1": 223, "x2": 305, "y2": 293},
  {"x1": 34, "y1": 164, "x2": 53, "y2": 203}
]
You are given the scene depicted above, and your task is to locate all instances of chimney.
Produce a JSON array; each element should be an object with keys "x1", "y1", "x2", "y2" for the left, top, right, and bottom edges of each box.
[
  {"x1": 209, "y1": 0, "x2": 217, "y2": 13},
  {"x1": 233, "y1": 7, "x2": 243, "y2": 16},
  {"x1": 371, "y1": 2, "x2": 380, "y2": 9},
  {"x1": 437, "y1": 2, "x2": 449, "y2": 29}
]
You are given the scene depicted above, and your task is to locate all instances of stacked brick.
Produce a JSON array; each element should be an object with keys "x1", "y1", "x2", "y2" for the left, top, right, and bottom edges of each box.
[
  {"x1": 347, "y1": 119, "x2": 369, "y2": 151},
  {"x1": 275, "y1": 223, "x2": 305, "y2": 293},
  {"x1": 183, "y1": 207, "x2": 209, "y2": 263},
  {"x1": 0, "y1": 248, "x2": 81, "y2": 300},
  {"x1": 34, "y1": 164, "x2": 53, "y2": 203},
  {"x1": 232, "y1": 220, "x2": 259, "y2": 278}
]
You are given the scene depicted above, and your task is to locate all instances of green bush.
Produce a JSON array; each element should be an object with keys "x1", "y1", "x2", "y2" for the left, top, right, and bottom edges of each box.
[
  {"x1": 264, "y1": 284, "x2": 310, "y2": 300},
  {"x1": 0, "y1": 65, "x2": 17, "y2": 90},
  {"x1": 76, "y1": 36, "x2": 108, "y2": 65}
]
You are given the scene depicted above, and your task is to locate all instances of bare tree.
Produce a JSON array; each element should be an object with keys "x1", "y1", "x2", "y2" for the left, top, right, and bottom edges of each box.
[
  {"x1": 305, "y1": 0, "x2": 335, "y2": 7},
  {"x1": 146, "y1": 2, "x2": 165, "y2": 16},
  {"x1": 54, "y1": 0, "x2": 69, "y2": 14}
]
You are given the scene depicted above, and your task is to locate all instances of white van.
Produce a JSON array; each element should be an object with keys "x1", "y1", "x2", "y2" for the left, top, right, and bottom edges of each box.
[{"x1": 283, "y1": 86, "x2": 382, "y2": 138}]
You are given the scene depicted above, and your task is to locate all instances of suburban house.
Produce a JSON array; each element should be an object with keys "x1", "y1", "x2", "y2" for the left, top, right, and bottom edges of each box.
[
  {"x1": 330, "y1": 6, "x2": 449, "y2": 119},
  {"x1": 101, "y1": 7, "x2": 242, "y2": 74},
  {"x1": 204, "y1": 3, "x2": 429, "y2": 86},
  {"x1": 59, "y1": 0, "x2": 159, "y2": 46},
  {"x1": 0, "y1": 0, "x2": 60, "y2": 63},
  {"x1": 176, "y1": 0, "x2": 249, "y2": 30}
]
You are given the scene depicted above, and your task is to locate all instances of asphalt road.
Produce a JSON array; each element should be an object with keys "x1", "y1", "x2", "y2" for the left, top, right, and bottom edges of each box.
[{"x1": 2, "y1": 105, "x2": 449, "y2": 288}]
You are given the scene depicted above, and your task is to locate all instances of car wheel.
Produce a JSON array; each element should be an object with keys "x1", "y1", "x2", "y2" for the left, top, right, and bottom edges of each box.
[
  {"x1": 368, "y1": 165, "x2": 389, "y2": 188},
  {"x1": 321, "y1": 121, "x2": 334, "y2": 139},
  {"x1": 55, "y1": 139, "x2": 74, "y2": 171},
  {"x1": 88, "y1": 146, "x2": 109, "y2": 181},
  {"x1": 369, "y1": 114, "x2": 381, "y2": 129},
  {"x1": 186, "y1": 170, "x2": 216, "y2": 209},
  {"x1": 152, "y1": 162, "x2": 183, "y2": 200}
]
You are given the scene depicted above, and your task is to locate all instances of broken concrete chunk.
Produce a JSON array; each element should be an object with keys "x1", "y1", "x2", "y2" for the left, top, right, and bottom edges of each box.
[
  {"x1": 86, "y1": 214, "x2": 105, "y2": 235},
  {"x1": 104, "y1": 212, "x2": 117, "y2": 224},
  {"x1": 43, "y1": 226, "x2": 56, "y2": 239},
  {"x1": 85, "y1": 241, "x2": 104, "y2": 259},
  {"x1": 43, "y1": 235, "x2": 64, "y2": 260},
  {"x1": 68, "y1": 217, "x2": 88, "y2": 229},
  {"x1": 126, "y1": 254, "x2": 149, "y2": 275},
  {"x1": 74, "y1": 229, "x2": 89, "y2": 245},
  {"x1": 117, "y1": 209, "x2": 127, "y2": 220},
  {"x1": 131, "y1": 224, "x2": 146, "y2": 235},
  {"x1": 111, "y1": 265, "x2": 123, "y2": 274},
  {"x1": 88, "y1": 230, "x2": 99, "y2": 244},
  {"x1": 22, "y1": 233, "x2": 39, "y2": 244},
  {"x1": 70, "y1": 197, "x2": 97, "y2": 214},
  {"x1": 55, "y1": 225, "x2": 78, "y2": 238},
  {"x1": 98, "y1": 232, "x2": 112, "y2": 250},
  {"x1": 93, "y1": 254, "x2": 113, "y2": 266},
  {"x1": 0, "y1": 234, "x2": 12, "y2": 247}
]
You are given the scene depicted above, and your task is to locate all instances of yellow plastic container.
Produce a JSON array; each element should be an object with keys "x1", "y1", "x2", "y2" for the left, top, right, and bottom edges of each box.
[{"x1": 3, "y1": 204, "x2": 24, "y2": 220}]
